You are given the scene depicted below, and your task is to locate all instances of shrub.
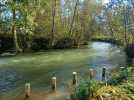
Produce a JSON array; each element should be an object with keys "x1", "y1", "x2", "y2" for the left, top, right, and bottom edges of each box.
[
  {"x1": 31, "y1": 37, "x2": 50, "y2": 51},
  {"x1": 54, "y1": 37, "x2": 76, "y2": 49},
  {"x1": 0, "y1": 36, "x2": 14, "y2": 53},
  {"x1": 70, "y1": 80, "x2": 101, "y2": 100}
]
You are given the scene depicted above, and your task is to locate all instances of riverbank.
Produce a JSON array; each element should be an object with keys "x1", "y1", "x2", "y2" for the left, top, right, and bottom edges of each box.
[
  {"x1": 0, "y1": 35, "x2": 88, "y2": 55},
  {"x1": 70, "y1": 65, "x2": 134, "y2": 100},
  {"x1": 91, "y1": 36, "x2": 122, "y2": 46},
  {"x1": 125, "y1": 44, "x2": 134, "y2": 65}
]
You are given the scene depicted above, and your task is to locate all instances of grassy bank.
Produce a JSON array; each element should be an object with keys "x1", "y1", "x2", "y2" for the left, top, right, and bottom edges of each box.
[{"x1": 70, "y1": 66, "x2": 134, "y2": 100}]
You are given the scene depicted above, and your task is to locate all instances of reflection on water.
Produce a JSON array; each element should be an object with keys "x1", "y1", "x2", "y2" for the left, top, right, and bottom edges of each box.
[{"x1": 0, "y1": 42, "x2": 126, "y2": 100}]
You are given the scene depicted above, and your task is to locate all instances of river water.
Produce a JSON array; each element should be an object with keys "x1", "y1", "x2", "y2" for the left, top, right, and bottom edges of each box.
[{"x1": 0, "y1": 42, "x2": 126, "y2": 100}]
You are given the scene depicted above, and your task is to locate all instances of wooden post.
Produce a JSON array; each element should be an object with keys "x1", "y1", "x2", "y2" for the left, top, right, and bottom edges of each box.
[
  {"x1": 72, "y1": 72, "x2": 77, "y2": 85},
  {"x1": 89, "y1": 69, "x2": 94, "y2": 79},
  {"x1": 52, "y1": 77, "x2": 56, "y2": 91},
  {"x1": 25, "y1": 83, "x2": 31, "y2": 98},
  {"x1": 132, "y1": 58, "x2": 134, "y2": 63},
  {"x1": 102, "y1": 68, "x2": 106, "y2": 81},
  {"x1": 66, "y1": 96, "x2": 70, "y2": 100},
  {"x1": 120, "y1": 67, "x2": 125, "y2": 71}
]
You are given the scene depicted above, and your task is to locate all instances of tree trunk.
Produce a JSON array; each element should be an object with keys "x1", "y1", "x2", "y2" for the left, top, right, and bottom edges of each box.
[
  {"x1": 12, "y1": 8, "x2": 21, "y2": 53},
  {"x1": 123, "y1": 6, "x2": 128, "y2": 45},
  {"x1": 68, "y1": 0, "x2": 79, "y2": 37},
  {"x1": 51, "y1": 0, "x2": 56, "y2": 47}
]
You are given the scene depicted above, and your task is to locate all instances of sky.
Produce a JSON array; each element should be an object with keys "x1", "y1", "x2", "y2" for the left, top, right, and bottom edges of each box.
[
  {"x1": 96, "y1": 0, "x2": 110, "y2": 5},
  {"x1": 103, "y1": 0, "x2": 110, "y2": 4}
]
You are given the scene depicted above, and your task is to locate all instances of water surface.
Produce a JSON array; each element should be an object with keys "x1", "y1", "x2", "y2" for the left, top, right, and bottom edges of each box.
[{"x1": 0, "y1": 42, "x2": 126, "y2": 100}]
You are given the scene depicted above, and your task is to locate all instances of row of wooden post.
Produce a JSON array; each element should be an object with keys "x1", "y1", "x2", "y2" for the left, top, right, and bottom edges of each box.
[{"x1": 24, "y1": 67, "x2": 116, "y2": 98}]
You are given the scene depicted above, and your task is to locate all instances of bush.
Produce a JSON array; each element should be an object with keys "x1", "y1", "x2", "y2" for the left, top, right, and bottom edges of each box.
[
  {"x1": 71, "y1": 66, "x2": 134, "y2": 100},
  {"x1": 0, "y1": 36, "x2": 14, "y2": 53},
  {"x1": 125, "y1": 44, "x2": 134, "y2": 58},
  {"x1": 54, "y1": 37, "x2": 76, "y2": 49},
  {"x1": 31, "y1": 37, "x2": 50, "y2": 51},
  {"x1": 70, "y1": 80, "x2": 101, "y2": 100},
  {"x1": 125, "y1": 44, "x2": 134, "y2": 65},
  {"x1": 95, "y1": 86, "x2": 130, "y2": 100}
]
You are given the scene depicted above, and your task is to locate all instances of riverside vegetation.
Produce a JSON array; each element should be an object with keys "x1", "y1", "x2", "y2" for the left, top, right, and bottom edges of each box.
[
  {"x1": 70, "y1": 65, "x2": 134, "y2": 100},
  {"x1": 0, "y1": 0, "x2": 134, "y2": 59},
  {"x1": 0, "y1": 0, "x2": 134, "y2": 100}
]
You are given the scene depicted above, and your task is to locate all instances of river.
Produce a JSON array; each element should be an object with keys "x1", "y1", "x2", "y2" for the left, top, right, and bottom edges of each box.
[{"x1": 0, "y1": 42, "x2": 126, "y2": 100}]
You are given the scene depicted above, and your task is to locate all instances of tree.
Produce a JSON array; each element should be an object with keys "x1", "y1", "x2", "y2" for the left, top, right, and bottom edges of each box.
[
  {"x1": 51, "y1": 0, "x2": 56, "y2": 46},
  {"x1": 68, "y1": 0, "x2": 79, "y2": 37},
  {"x1": 7, "y1": 0, "x2": 22, "y2": 52}
]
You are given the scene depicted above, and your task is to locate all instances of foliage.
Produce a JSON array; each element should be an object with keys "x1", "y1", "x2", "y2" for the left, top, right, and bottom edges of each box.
[
  {"x1": 107, "y1": 68, "x2": 128, "y2": 85},
  {"x1": 95, "y1": 86, "x2": 130, "y2": 100},
  {"x1": 95, "y1": 0, "x2": 134, "y2": 46},
  {"x1": 1, "y1": 0, "x2": 134, "y2": 53},
  {"x1": 0, "y1": 0, "x2": 99, "y2": 52},
  {"x1": 70, "y1": 80, "x2": 102, "y2": 100},
  {"x1": 107, "y1": 67, "x2": 134, "y2": 85},
  {"x1": 71, "y1": 66, "x2": 134, "y2": 100},
  {"x1": 31, "y1": 37, "x2": 50, "y2": 51}
]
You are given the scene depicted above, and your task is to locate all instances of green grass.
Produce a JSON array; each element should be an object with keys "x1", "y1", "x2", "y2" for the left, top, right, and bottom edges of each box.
[{"x1": 71, "y1": 66, "x2": 134, "y2": 100}]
